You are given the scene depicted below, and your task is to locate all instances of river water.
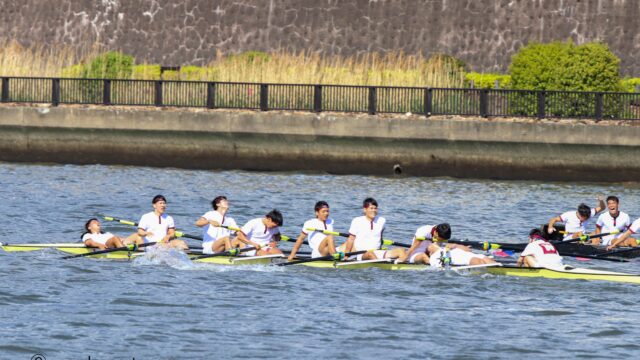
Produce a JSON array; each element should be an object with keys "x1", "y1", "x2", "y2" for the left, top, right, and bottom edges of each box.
[{"x1": 1, "y1": 163, "x2": 639, "y2": 359}]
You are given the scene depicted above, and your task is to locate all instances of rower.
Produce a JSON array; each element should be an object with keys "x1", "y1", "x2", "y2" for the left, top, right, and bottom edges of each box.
[
  {"x1": 134, "y1": 195, "x2": 188, "y2": 250},
  {"x1": 81, "y1": 218, "x2": 139, "y2": 250},
  {"x1": 592, "y1": 196, "x2": 631, "y2": 247},
  {"x1": 517, "y1": 229, "x2": 563, "y2": 268},
  {"x1": 342, "y1": 198, "x2": 405, "y2": 261},
  {"x1": 398, "y1": 223, "x2": 449, "y2": 264},
  {"x1": 606, "y1": 217, "x2": 640, "y2": 250},
  {"x1": 195, "y1": 195, "x2": 238, "y2": 254},
  {"x1": 233, "y1": 209, "x2": 284, "y2": 256},
  {"x1": 426, "y1": 224, "x2": 496, "y2": 267},
  {"x1": 288, "y1": 201, "x2": 340, "y2": 261},
  {"x1": 547, "y1": 197, "x2": 605, "y2": 241}
]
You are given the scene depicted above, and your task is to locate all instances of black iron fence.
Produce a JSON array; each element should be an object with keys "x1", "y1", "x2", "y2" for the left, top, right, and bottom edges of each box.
[{"x1": 1, "y1": 76, "x2": 639, "y2": 120}]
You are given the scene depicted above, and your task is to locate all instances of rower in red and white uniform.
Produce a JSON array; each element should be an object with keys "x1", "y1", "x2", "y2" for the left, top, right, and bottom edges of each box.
[
  {"x1": 195, "y1": 195, "x2": 238, "y2": 254},
  {"x1": 606, "y1": 217, "x2": 640, "y2": 250},
  {"x1": 592, "y1": 196, "x2": 630, "y2": 246},
  {"x1": 81, "y1": 218, "x2": 139, "y2": 250},
  {"x1": 135, "y1": 195, "x2": 188, "y2": 250},
  {"x1": 423, "y1": 223, "x2": 496, "y2": 267},
  {"x1": 342, "y1": 198, "x2": 405, "y2": 261},
  {"x1": 517, "y1": 229, "x2": 563, "y2": 268},
  {"x1": 233, "y1": 209, "x2": 284, "y2": 256},
  {"x1": 547, "y1": 197, "x2": 605, "y2": 241},
  {"x1": 288, "y1": 201, "x2": 339, "y2": 260}
]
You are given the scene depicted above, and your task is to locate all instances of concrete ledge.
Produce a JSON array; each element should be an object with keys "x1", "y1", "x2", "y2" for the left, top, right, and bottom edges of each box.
[{"x1": 1, "y1": 105, "x2": 640, "y2": 181}]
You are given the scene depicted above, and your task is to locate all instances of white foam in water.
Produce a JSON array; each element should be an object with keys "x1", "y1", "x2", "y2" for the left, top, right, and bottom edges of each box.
[{"x1": 132, "y1": 246, "x2": 195, "y2": 270}]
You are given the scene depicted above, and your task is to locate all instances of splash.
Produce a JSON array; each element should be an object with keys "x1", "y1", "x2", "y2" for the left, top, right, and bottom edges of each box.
[{"x1": 132, "y1": 245, "x2": 195, "y2": 270}]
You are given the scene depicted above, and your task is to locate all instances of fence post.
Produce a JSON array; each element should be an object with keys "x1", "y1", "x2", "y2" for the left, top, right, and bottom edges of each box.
[
  {"x1": 595, "y1": 92, "x2": 603, "y2": 120},
  {"x1": 207, "y1": 82, "x2": 216, "y2": 109},
  {"x1": 51, "y1": 78, "x2": 60, "y2": 106},
  {"x1": 368, "y1": 86, "x2": 377, "y2": 115},
  {"x1": 103, "y1": 79, "x2": 111, "y2": 105},
  {"x1": 313, "y1": 85, "x2": 322, "y2": 112},
  {"x1": 260, "y1": 84, "x2": 268, "y2": 111},
  {"x1": 1, "y1": 77, "x2": 8, "y2": 102},
  {"x1": 537, "y1": 91, "x2": 545, "y2": 119},
  {"x1": 155, "y1": 80, "x2": 163, "y2": 106},
  {"x1": 424, "y1": 88, "x2": 432, "y2": 117},
  {"x1": 480, "y1": 89, "x2": 488, "y2": 117}
]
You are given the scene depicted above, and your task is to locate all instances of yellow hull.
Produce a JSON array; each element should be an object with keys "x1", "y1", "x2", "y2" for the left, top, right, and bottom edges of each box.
[
  {"x1": 1, "y1": 243, "x2": 87, "y2": 252},
  {"x1": 487, "y1": 265, "x2": 640, "y2": 284},
  {"x1": 296, "y1": 260, "x2": 428, "y2": 270},
  {"x1": 193, "y1": 255, "x2": 282, "y2": 265}
]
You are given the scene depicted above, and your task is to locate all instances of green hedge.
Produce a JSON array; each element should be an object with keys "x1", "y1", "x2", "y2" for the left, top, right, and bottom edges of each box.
[{"x1": 465, "y1": 72, "x2": 511, "y2": 89}]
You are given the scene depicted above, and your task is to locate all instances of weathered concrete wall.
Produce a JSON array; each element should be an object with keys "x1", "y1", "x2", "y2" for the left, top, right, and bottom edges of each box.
[
  {"x1": 1, "y1": 105, "x2": 640, "y2": 182},
  {"x1": 1, "y1": 0, "x2": 639, "y2": 75}
]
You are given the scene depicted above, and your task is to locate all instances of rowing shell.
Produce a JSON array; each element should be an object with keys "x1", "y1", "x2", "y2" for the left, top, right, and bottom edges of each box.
[{"x1": 3, "y1": 243, "x2": 639, "y2": 284}]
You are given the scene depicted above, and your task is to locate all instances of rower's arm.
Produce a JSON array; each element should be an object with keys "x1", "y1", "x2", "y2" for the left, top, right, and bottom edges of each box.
[
  {"x1": 547, "y1": 216, "x2": 562, "y2": 234},
  {"x1": 344, "y1": 234, "x2": 356, "y2": 253},
  {"x1": 288, "y1": 232, "x2": 307, "y2": 261},
  {"x1": 235, "y1": 231, "x2": 261, "y2": 249},
  {"x1": 195, "y1": 217, "x2": 210, "y2": 227},
  {"x1": 83, "y1": 239, "x2": 106, "y2": 249},
  {"x1": 594, "y1": 196, "x2": 605, "y2": 213},
  {"x1": 163, "y1": 228, "x2": 175, "y2": 243},
  {"x1": 608, "y1": 230, "x2": 631, "y2": 249}
]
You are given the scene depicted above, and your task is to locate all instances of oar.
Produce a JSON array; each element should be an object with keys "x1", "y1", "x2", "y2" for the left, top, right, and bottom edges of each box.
[
  {"x1": 305, "y1": 228, "x2": 410, "y2": 248},
  {"x1": 593, "y1": 245, "x2": 640, "y2": 258},
  {"x1": 555, "y1": 231, "x2": 620, "y2": 244},
  {"x1": 62, "y1": 242, "x2": 156, "y2": 259},
  {"x1": 103, "y1": 216, "x2": 204, "y2": 241},
  {"x1": 190, "y1": 246, "x2": 259, "y2": 260},
  {"x1": 277, "y1": 250, "x2": 368, "y2": 266}
]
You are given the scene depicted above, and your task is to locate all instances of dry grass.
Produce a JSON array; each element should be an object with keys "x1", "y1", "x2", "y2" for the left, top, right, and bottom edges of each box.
[{"x1": 0, "y1": 41, "x2": 465, "y2": 88}]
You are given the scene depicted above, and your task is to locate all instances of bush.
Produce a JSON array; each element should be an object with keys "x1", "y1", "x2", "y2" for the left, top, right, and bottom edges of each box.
[
  {"x1": 465, "y1": 72, "x2": 511, "y2": 89},
  {"x1": 84, "y1": 51, "x2": 134, "y2": 79},
  {"x1": 621, "y1": 78, "x2": 640, "y2": 93},
  {"x1": 509, "y1": 41, "x2": 622, "y2": 92},
  {"x1": 132, "y1": 64, "x2": 161, "y2": 80}
]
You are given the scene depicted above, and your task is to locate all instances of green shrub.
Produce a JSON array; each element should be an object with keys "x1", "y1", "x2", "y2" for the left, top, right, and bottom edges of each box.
[
  {"x1": 180, "y1": 65, "x2": 209, "y2": 80},
  {"x1": 465, "y1": 72, "x2": 511, "y2": 89},
  {"x1": 509, "y1": 41, "x2": 622, "y2": 92},
  {"x1": 84, "y1": 51, "x2": 134, "y2": 79},
  {"x1": 132, "y1": 64, "x2": 161, "y2": 80},
  {"x1": 621, "y1": 78, "x2": 640, "y2": 93}
]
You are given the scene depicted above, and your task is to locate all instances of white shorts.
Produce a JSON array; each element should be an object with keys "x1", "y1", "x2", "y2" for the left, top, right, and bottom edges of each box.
[
  {"x1": 311, "y1": 248, "x2": 323, "y2": 258},
  {"x1": 430, "y1": 248, "x2": 485, "y2": 267},
  {"x1": 202, "y1": 241, "x2": 215, "y2": 254},
  {"x1": 409, "y1": 252, "x2": 428, "y2": 264},
  {"x1": 244, "y1": 245, "x2": 273, "y2": 257},
  {"x1": 354, "y1": 250, "x2": 387, "y2": 261}
]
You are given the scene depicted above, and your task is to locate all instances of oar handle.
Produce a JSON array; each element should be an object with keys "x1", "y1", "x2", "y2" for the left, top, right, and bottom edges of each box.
[
  {"x1": 554, "y1": 230, "x2": 620, "y2": 244},
  {"x1": 191, "y1": 246, "x2": 258, "y2": 260},
  {"x1": 62, "y1": 242, "x2": 156, "y2": 259}
]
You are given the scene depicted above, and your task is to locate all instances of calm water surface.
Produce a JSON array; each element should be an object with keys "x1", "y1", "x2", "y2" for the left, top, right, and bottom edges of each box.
[{"x1": 1, "y1": 163, "x2": 639, "y2": 359}]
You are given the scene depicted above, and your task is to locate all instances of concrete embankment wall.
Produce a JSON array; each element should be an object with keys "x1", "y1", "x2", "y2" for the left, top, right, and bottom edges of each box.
[{"x1": 1, "y1": 105, "x2": 640, "y2": 182}]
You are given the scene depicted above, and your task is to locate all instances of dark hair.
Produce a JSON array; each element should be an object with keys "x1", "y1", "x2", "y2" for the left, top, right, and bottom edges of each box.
[
  {"x1": 435, "y1": 223, "x2": 451, "y2": 240},
  {"x1": 81, "y1": 218, "x2": 102, "y2": 240},
  {"x1": 363, "y1": 197, "x2": 378, "y2": 208},
  {"x1": 577, "y1": 203, "x2": 592, "y2": 219},
  {"x1": 266, "y1": 209, "x2": 283, "y2": 227},
  {"x1": 152, "y1": 195, "x2": 167, "y2": 204},
  {"x1": 529, "y1": 228, "x2": 546, "y2": 240},
  {"x1": 212, "y1": 196, "x2": 228, "y2": 210},
  {"x1": 314, "y1": 201, "x2": 329, "y2": 212},
  {"x1": 606, "y1": 196, "x2": 619, "y2": 204}
]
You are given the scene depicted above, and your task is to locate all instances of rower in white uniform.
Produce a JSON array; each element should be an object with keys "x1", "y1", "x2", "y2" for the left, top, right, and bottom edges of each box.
[
  {"x1": 195, "y1": 195, "x2": 238, "y2": 254},
  {"x1": 342, "y1": 198, "x2": 405, "y2": 261},
  {"x1": 134, "y1": 195, "x2": 188, "y2": 250},
  {"x1": 424, "y1": 223, "x2": 496, "y2": 267},
  {"x1": 592, "y1": 196, "x2": 630, "y2": 246},
  {"x1": 547, "y1": 197, "x2": 605, "y2": 241},
  {"x1": 81, "y1": 218, "x2": 139, "y2": 250},
  {"x1": 606, "y1": 217, "x2": 640, "y2": 250},
  {"x1": 398, "y1": 223, "x2": 448, "y2": 264},
  {"x1": 517, "y1": 228, "x2": 563, "y2": 268},
  {"x1": 288, "y1": 201, "x2": 340, "y2": 261},
  {"x1": 233, "y1": 209, "x2": 284, "y2": 256}
]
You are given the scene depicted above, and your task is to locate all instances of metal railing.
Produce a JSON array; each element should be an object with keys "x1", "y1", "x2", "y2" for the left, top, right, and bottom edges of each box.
[{"x1": 1, "y1": 76, "x2": 639, "y2": 120}]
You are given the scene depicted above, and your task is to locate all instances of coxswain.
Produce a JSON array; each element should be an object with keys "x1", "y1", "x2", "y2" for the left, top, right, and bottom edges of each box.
[
  {"x1": 517, "y1": 229, "x2": 563, "y2": 268},
  {"x1": 288, "y1": 201, "x2": 340, "y2": 261},
  {"x1": 195, "y1": 195, "x2": 239, "y2": 254}
]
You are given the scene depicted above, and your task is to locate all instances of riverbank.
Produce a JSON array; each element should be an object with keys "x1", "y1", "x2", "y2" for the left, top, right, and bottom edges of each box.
[{"x1": 1, "y1": 103, "x2": 640, "y2": 182}]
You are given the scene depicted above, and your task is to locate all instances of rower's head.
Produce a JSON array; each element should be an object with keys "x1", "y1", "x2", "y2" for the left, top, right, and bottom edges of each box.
[
  {"x1": 152, "y1": 195, "x2": 167, "y2": 214},
  {"x1": 577, "y1": 203, "x2": 591, "y2": 221},
  {"x1": 84, "y1": 218, "x2": 102, "y2": 234},
  {"x1": 212, "y1": 196, "x2": 229, "y2": 211},
  {"x1": 434, "y1": 223, "x2": 451, "y2": 241},
  {"x1": 528, "y1": 228, "x2": 547, "y2": 242},
  {"x1": 265, "y1": 209, "x2": 283, "y2": 228},
  {"x1": 362, "y1": 197, "x2": 378, "y2": 219},
  {"x1": 606, "y1": 196, "x2": 619, "y2": 214},
  {"x1": 314, "y1": 201, "x2": 330, "y2": 221}
]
